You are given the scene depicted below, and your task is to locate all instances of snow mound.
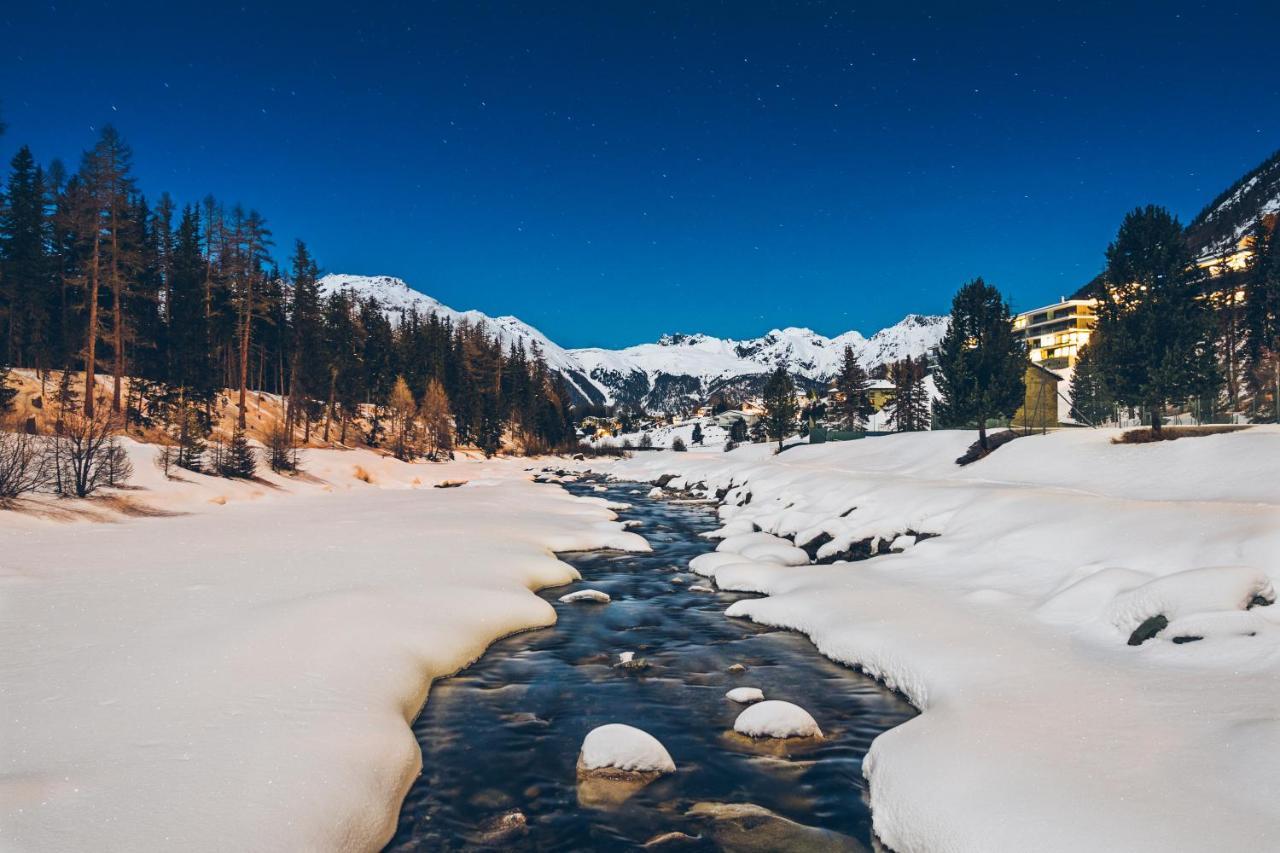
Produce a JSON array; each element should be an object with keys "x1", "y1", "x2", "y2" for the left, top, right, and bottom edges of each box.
[
  {"x1": 578, "y1": 724, "x2": 676, "y2": 774},
  {"x1": 738, "y1": 541, "x2": 810, "y2": 566},
  {"x1": 689, "y1": 551, "x2": 746, "y2": 577},
  {"x1": 733, "y1": 700, "x2": 823, "y2": 739},
  {"x1": 725, "y1": 687, "x2": 765, "y2": 704},
  {"x1": 559, "y1": 589, "x2": 612, "y2": 604},
  {"x1": 1106, "y1": 566, "x2": 1274, "y2": 637}
]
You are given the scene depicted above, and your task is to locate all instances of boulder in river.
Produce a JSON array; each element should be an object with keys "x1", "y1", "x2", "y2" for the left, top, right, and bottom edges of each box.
[
  {"x1": 725, "y1": 687, "x2": 764, "y2": 704},
  {"x1": 733, "y1": 700, "x2": 823, "y2": 739},
  {"x1": 576, "y1": 724, "x2": 676, "y2": 808},
  {"x1": 559, "y1": 589, "x2": 611, "y2": 604},
  {"x1": 685, "y1": 802, "x2": 866, "y2": 852}
]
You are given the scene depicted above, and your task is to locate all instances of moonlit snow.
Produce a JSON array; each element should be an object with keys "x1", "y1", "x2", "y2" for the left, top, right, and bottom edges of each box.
[
  {"x1": 578, "y1": 724, "x2": 676, "y2": 774},
  {"x1": 0, "y1": 443, "x2": 646, "y2": 852},
  {"x1": 612, "y1": 426, "x2": 1280, "y2": 851},
  {"x1": 733, "y1": 700, "x2": 824, "y2": 739}
]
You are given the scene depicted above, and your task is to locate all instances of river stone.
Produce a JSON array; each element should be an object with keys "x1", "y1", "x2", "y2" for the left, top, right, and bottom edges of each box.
[
  {"x1": 727, "y1": 663, "x2": 748, "y2": 674},
  {"x1": 642, "y1": 830, "x2": 703, "y2": 848},
  {"x1": 685, "y1": 802, "x2": 866, "y2": 853},
  {"x1": 725, "y1": 687, "x2": 764, "y2": 704},
  {"x1": 1128, "y1": 613, "x2": 1168, "y2": 646},
  {"x1": 473, "y1": 810, "x2": 528, "y2": 845},
  {"x1": 576, "y1": 724, "x2": 676, "y2": 808},
  {"x1": 734, "y1": 700, "x2": 823, "y2": 739},
  {"x1": 559, "y1": 589, "x2": 611, "y2": 604}
]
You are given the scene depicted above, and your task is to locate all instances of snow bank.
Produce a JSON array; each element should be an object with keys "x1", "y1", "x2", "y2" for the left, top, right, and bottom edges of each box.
[
  {"x1": 0, "y1": 448, "x2": 645, "y2": 852},
  {"x1": 578, "y1": 724, "x2": 676, "y2": 774},
  {"x1": 602, "y1": 426, "x2": 1280, "y2": 851},
  {"x1": 733, "y1": 700, "x2": 823, "y2": 739}
]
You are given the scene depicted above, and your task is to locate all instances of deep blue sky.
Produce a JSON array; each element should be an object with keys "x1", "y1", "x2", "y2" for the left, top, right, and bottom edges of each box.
[{"x1": 2, "y1": 2, "x2": 1278, "y2": 347}]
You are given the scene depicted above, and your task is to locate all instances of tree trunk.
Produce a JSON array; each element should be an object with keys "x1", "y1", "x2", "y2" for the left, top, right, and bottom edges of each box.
[
  {"x1": 111, "y1": 204, "x2": 123, "y2": 413},
  {"x1": 977, "y1": 420, "x2": 989, "y2": 451},
  {"x1": 1150, "y1": 406, "x2": 1163, "y2": 437},
  {"x1": 84, "y1": 230, "x2": 101, "y2": 418},
  {"x1": 237, "y1": 273, "x2": 252, "y2": 429}
]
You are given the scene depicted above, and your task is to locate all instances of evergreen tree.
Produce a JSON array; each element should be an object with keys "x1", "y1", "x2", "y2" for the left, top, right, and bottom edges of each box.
[
  {"x1": 832, "y1": 344, "x2": 873, "y2": 430},
  {"x1": 0, "y1": 363, "x2": 15, "y2": 412},
  {"x1": 1067, "y1": 344, "x2": 1112, "y2": 425},
  {"x1": 935, "y1": 277, "x2": 1026, "y2": 449},
  {"x1": 1092, "y1": 206, "x2": 1216, "y2": 436},
  {"x1": 1243, "y1": 220, "x2": 1280, "y2": 420},
  {"x1": 761, "y1": 366, "x2": 798, "y2": 451},
  {"x1": 885, "y1": 356, "x2": 931, "y2": 431},
  {"x1": 221, "y1": 423, "x2": 257, "y2": 478},
  {"x1": 1, "y1": 146, "x2": 50, "y2": 369}
]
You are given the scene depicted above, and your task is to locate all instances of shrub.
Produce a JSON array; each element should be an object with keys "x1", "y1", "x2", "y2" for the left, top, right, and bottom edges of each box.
[
  {"x1": 0, "y1": 427, "x2": 50, "y2": 502},
  {"x1": 671, "y1": 436, "x2": 687, "y2": 452},
  {"x1": 1112, "y1": 425, "x2": 1249, "y2": 444}
]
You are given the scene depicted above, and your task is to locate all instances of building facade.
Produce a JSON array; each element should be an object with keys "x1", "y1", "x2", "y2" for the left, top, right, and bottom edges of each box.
[{"x1": 1013, "y1": 298, "x2": 1098, "y2": 369}]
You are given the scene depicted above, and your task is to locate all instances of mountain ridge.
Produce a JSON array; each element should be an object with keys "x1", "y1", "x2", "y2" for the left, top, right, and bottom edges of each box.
[{"x1": 317, "y1": 274, "x2": 947, "y2": 412}]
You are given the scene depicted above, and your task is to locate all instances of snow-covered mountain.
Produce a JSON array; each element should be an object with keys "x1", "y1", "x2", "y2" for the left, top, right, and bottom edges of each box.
[
  {"x1": 1186, "y1": 148, "x2": 1280, "y2": 258},
  {"x1": 317, "y1": 274, "x2": 947, "y2": 412}
]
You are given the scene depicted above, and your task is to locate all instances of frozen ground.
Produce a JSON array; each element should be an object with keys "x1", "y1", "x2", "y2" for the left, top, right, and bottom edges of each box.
[
  {"x1": 0, "y1": 441, "x2": 644, "y2": 852},
  {"x1": 608, "y1": 426, "x2": 1280, "y2": 852}
]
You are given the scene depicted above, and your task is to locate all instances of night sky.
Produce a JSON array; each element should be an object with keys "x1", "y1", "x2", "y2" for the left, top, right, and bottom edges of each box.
[{"x1": 2, "y1": 2, "x2": 1278, "y2": 347}]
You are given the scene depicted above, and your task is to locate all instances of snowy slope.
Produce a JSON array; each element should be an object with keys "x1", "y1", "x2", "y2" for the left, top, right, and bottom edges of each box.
[
  {"x1": 319, "y1": 274, "x2": 947, "y2": 411},
  {"x1": 1186, "y1": 148, "x2": 1280, "y2": 257},
  {"x1": 608, "y1": 426, "x2": 1280, "y2": 852},
  {"x1": 318, "y1": 275, "x2": 606, "y2": 404}
]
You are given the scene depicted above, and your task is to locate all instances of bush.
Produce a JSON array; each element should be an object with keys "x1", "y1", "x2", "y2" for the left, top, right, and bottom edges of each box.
[
  {"x1": 50, "y1": 409, "x2": 131, "y2": 497},
  {"x1": 671, "y1": 436, "x2": 687, "y2": 452},
  {"x1": 0, "y1": 427, "x2": 50, "y2": 502}
]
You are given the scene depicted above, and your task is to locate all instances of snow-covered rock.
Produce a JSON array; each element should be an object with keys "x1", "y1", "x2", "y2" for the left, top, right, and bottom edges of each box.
[
  {"x1": 559, "y1": 589, "x2": 612, "y2": 604},
  {"x1": 733, "y1": 700, "x2": 823, "y2": 739},
  {"x1": 725, "y1": 687, "x2": 765, "y2": 704},
  {"x1": 578, "y1": 724, "x2": 676, "y2": 774}
]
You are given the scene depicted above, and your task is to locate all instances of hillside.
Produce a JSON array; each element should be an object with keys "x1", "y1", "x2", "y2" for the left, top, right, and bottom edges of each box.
[{"x1": 319, "y1": 274, "x2": 947, "y2": 412}]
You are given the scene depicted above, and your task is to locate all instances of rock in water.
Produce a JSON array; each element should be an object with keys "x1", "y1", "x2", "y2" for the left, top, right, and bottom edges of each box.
[
  {"x1": 473, "y1": 810, "x2": 528, "y2": 845},
  {"x1": 725, "y1": 687, "x2": 765, "y2": 704},
  {"x1": 577, "y1": 724, "x2": 676, "y2": 808},
  {"x1": 733, "y1": 700, "x2": 823, "y2": 739},
  {"x1": 559, "y1": 589, "x2": 611, "y2": 604},
  {"x1": 686, "y1": 802, "x2": 866, "y2": 853}
]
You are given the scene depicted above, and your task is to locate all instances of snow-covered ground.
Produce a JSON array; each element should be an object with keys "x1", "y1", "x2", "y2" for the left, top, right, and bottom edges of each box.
[
  {"x1": 606, "y1": 427, "x2": 1280, "y2": 851},
  {"x1": 0, "y1": 442, "x2": 644, "y2": 851}
]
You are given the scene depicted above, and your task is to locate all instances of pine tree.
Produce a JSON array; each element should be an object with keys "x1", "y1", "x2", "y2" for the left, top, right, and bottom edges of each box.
[
  {"x1": 1092, "y1": 206, "x2": 1216, "y2": 436},
  {"x1": 1243, "y1": 220, "x2": 1280, "y2": 420},
  {"x1": 1, "y1": 146, "x2": 50, "y2": 370},
  {"x1": 761, "y1": 366, "x2": 798, "y2": 451},
  {"x1": 221, "y1": 423, "x2": 257, "y2": 478},
  {"x1": 832, "y1": 344, "x2": 873, "y2": 430},
  {"x1": 935, "y1": 278, "x2": 1026, "y2": 449},
  {"x1": 885, "y1": 356, "x2": 931, "y2": 431},
  {"x1": 0, "y1": 363, "x2": 16, "y2": 412},
  {"x1": 1068, "y1": 344, "x2": 1112, "y2": 425}
]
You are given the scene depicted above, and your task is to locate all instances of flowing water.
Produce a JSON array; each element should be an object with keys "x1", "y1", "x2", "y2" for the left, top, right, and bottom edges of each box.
[{"x1": 386, "y1": 478, "x2": 916, "y2": 851}]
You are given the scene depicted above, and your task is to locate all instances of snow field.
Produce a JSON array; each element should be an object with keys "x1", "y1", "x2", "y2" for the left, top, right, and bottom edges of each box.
[{"x1": 1, "y1": 446, "x2": 645, "y2": 852}]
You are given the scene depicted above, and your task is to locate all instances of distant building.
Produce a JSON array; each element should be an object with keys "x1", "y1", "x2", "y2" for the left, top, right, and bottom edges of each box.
[
  {"x1": 1013, "y1": 298, "x2": 1098, "y2": 369},
  {"x1": 1010, "y1": 364, "x2": 1062, "y2": 432},
  {"x1": 714, "y1": 410, "x2": 759, "y2": 429}
]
